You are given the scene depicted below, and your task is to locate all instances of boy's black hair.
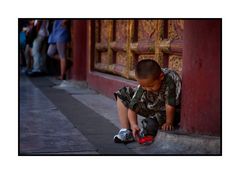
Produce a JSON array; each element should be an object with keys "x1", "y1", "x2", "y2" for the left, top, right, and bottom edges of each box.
[{"x1": 135, "y1": 59, "x2": 162, "y2": 80}]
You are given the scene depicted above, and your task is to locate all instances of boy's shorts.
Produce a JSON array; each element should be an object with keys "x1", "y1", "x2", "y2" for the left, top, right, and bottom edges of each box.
[{"x1": 114, "y1": 86, "x2": 180, "y2": 127}]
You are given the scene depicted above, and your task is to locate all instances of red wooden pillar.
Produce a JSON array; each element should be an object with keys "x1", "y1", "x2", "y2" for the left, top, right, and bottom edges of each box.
[
  {"x1": 181, "y1": 20, "x2": 221, "y2": 136},
  {"x1": 71, "y1": 20, "x2": 87, "y2": 80}
]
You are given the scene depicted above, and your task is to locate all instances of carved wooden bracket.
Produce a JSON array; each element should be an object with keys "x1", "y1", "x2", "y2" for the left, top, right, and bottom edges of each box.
[
  {"x1": 95, "y1": 42, "x2": 108, "y2": 52},
  {"x1": 159, "y1": 39, "x2": 183, "y2": 55},
  {"x1": 129, "y1": 39, "x2": 183, "y2": 55},
  {"x1": 109, "y1": 41, "x2": 127, "y2": 52},
  {"x1": 130, "y1": 42, "x2": 155, "y2": 54},
  {"x1": 169, "y1": 39, "x2": 183, "y2": 56}
]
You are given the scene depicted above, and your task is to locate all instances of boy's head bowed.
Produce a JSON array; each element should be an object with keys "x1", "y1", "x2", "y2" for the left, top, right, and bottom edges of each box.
[{"x1": 135, "y1": 59, "x2": 162, "y2": 80}]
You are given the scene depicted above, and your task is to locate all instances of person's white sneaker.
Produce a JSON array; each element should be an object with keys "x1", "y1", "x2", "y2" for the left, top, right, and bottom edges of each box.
[
  {"x1": 53, "y1": 80, "x2": 69, "y2": 89},
  {"x1": 113, "y1": 128, "x2": 134, "y2": 143}
]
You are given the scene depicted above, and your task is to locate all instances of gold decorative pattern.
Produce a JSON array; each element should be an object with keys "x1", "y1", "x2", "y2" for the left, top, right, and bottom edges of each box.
[
  {"x1": 138, "y1": 54, "x2": 156, "y2": 61},
  {"x1": 138, "y1": 20, "x2": 157, "y2": 42},
  {"x1": 168, "y1": 20, "x2": 184, "y2": 40},
  {"x1": 168, "y1": 55, "x2": 183, "y2": 76},
  {"x1": 115, "y1": 20, "x2": 128, "y2": 69},
  {"x1": 101, "y1": 52, "x2": 109, "y2": 64},
  {"x1": 107, "y1": 20, "x2": 113, "y2": 64},
  {"x1": 93, "y1": 20, "x2": 183, "y2": 79},
  {"x1": 126, "y1": 20, "x2": 134, "y2": 78},
  {"x1": 108, "y1": 64, "x2": 127, "y2": 76},
  {"x1": 116, "y1": 51, "x2": 127, "y2": 66},
  {"x1": 100, "y1": 20, "x2": 109, "y2": 43},
  {"x1": 167, "y1": 20, "x2": 183, "y2": 75},
  {"x1": 159, "y1": 39, "x2": 171, "y2": 54},
  {"x1": 116, "y1": 20, "x2": 128, "y2": 42},
  {"x1": 155, "y1": 20, "x2": 164, "y2": 66}
]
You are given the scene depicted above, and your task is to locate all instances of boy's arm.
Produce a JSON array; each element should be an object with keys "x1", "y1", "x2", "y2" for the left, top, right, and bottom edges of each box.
[
  {"x1": 128, "y1": 85, "x2": 144, "y2": 137},
  {"x1": 128, "y1": 109, "x2": 140, "y2": 137},
  {"x1": 161, "y1": 104, "x2": 175, "y2": 131}
]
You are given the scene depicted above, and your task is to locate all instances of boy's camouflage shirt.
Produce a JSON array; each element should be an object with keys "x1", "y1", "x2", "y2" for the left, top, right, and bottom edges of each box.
[{"x1": 128, "y1": 68, "x2": 181, "y2": 117}]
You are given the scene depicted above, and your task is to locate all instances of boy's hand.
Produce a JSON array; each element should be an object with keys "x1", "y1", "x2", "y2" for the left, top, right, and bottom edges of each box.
[
  {"x1": 161, "y1": 122, "x2": 174, "y2": 131},
  {"x1": 164, "y1": 104, "x2": 175, "y2": 131},
  {"x1": 131, "y1": 124, "x2": 140, "y2": 138}
]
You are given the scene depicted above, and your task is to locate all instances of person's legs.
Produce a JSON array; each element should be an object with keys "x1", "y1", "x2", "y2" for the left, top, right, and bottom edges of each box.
[
  {"x1": 60, "y1": 59, "x2": 66, "y2": 80},
  {"x1": 114, "y1": 87, "x2": 136, "y2": 128},
  {"x1": 32, "y1": 36, "x2": 44, "y2": 72},
  {"x1": 56, "y1": 42, "x2": 68, "y2": 80},
  {"x1": 24, "y1": 45, "x2": 33, "y2": 71},
  {"x1": 20, "y1": 43, "x2": 26, "y2": 68},
  {"x1": 24, "y1": 45, "x2": 29, "y2": 68},
  {"x1": 29, "y1": 48, "x2": 33, "y2": 70},
  {"x1": 47, "y1": 44, "x2": 57, "y2": 59},
  {"x1": 48, "y1": 44, "x2": 62, "y2": 78},
  {"x1": 39, "y1": 38, "x2": 48, "y2": 72},
  {"x1": 116, "y1": 97, "x2": 130, "y2": 129},
  {"x1": 114, "y1": 87, "x2": 136, "y2": 143}
]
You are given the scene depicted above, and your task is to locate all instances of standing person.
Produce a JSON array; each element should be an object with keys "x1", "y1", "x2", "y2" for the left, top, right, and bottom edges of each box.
[
  {"x1": 24, "y1": 20, "x2": 36, "y2": 73},
  {"x1": 19, "y1": 25, "x2": 27, "y2": 70},
  {"x1": 29, "y1": 20, "x2": 49, "y2": 76},
  {"x1": 19, "y1": 19, "x2": 28, "y2": 70},
  {"x1": 47, "y1": 20, "x2": 71, "y2": 80},
  {"x1": 113, "y1": 59, "x2": 181, "y2": 144}
]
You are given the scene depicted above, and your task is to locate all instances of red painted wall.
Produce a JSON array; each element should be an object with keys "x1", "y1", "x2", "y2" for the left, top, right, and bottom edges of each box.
[
  {"x1": 87, "y1": 72, "x2": 137, "y2": 99},
  {"x1": 181, "y1": 20, "x2": 221, "y2": 136},
  {"x1": 71, "y1": 20, "x2": 87, "y2": 80}
]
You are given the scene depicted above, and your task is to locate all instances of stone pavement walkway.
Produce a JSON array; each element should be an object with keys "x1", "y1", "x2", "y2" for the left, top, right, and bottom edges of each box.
[
  {"x1": 20, "y1": 75, "x2": 221, "y2": 155},
  {"x1": 20, "y1": 76, "x2": 97, "y2": 154},
  {"x1": 20, "y1": 76, "x2": 135, "y2": 155}
]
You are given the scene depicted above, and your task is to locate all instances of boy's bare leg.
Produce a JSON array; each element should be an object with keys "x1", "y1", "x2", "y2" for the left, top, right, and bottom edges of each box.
[{"x1": 116, "y1": 97, "x2": 130, "y2": 129}]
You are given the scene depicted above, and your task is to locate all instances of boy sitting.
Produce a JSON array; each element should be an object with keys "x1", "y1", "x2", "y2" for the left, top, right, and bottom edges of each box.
[{"x1": 113, "y1": 59, "x2": 181, "y2": 144}]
